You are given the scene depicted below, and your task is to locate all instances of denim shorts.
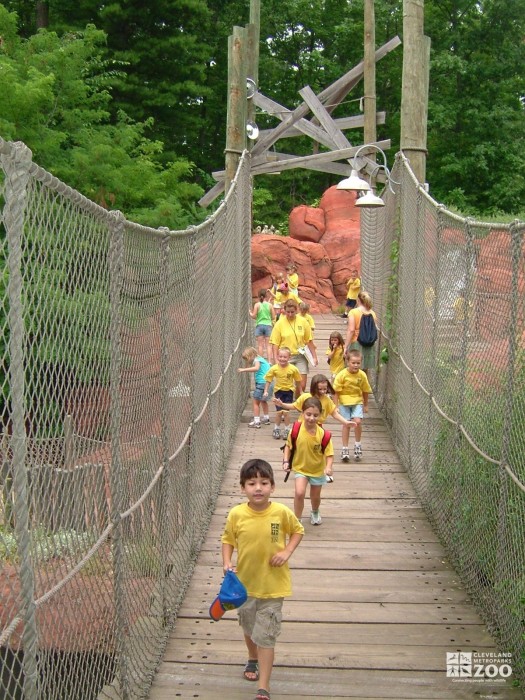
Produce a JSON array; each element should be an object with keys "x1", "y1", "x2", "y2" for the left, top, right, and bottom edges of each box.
[
  {"x1": 254, "y1": 324, "x2": 272, "y2": 337},
  {"x1": 338, "y1": 403, "x2": 364, "y2": 420},
  {"x1": 238, "y1": 597, "x2": 284, "y2": 648},
  {"x1": 295, "y1": 473, "x2": 327, "y2": 485},
  {"x1": 253, "y1": 382, "x2": 273, "y2": 401}
]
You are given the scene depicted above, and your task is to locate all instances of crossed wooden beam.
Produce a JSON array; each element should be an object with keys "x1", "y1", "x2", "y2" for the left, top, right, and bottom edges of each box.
[{"x1": 199, "y1": 35, "x2": 401, "y2": 208}]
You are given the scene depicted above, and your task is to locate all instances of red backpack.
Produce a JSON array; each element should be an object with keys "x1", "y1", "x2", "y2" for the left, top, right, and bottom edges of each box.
[{"x1": 282, "y1": 421, "x2": 332, "y2": 482}]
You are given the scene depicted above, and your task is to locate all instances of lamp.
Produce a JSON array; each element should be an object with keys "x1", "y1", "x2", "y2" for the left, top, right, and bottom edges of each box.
[
  {"x1": 337, "y1": 143, "x2": 397, "y2": 207},
  {"x1": 336, "y1": 169, "x2": 370, "y2": 191},
  {"x1": 355, "y1": 189, "x2": 385, "y2": 208}
]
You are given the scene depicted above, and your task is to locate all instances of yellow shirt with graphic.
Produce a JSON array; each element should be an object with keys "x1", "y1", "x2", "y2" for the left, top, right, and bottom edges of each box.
[
  {"x1": 292, "y1": 392, "x2": 336, "y2": 424},
  {"x1": 221, "y1": 502, "x2": 304, "y2": 598},
  {"x1": 286, "y1": 422, "x2": 334, "y2": 478},
  {"x1": 270, "y1": 317, "x2": 313, "y2": 354},
  {"x1": 326, "y1": 345, "x2": 345, "y2": 375},
  {"x1": 333, "y1": 368, "x2": 372, "y2": 406},
  {"x1": 264, "y1": 362, "x2": 302, "y2": 392}
]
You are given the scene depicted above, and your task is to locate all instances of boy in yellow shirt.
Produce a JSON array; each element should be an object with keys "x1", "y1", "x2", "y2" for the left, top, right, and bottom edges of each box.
[
  {"x1": 221, "y1": 459, "x2": 304, "y2": 700},
  {"x1": 343, "y1": 268, "x2": 361, "y2": 318},
  {"x1": 263, "y1": 347, "x2": 302, "y2": 440},
  {"x1": 333, "y1": 348, "x2": 372, "y2": 461}
]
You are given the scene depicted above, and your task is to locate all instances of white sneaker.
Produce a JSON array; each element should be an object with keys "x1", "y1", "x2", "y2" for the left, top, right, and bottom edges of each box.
[
  {"x1": 310, "y1": 511, "x2": 322, "y2": 525},
  {"x1": 261, "y1": 417, "x2": 271, "y2": 425},
  {"x1": 354, "y1": 444, "x2": 362, "y2": 460},
  {"x1": 281, "y1": 427, "x2": 290, "y2": 440},
  {"x1": 272, "y1": 427, "x2": 281, "y2": 440},
  {"x1": 341, "y1": 447, "x2": 350, "y2": 462},
  {"x1": 248, "y1": 419, "x2": 261, "y2": 428}
]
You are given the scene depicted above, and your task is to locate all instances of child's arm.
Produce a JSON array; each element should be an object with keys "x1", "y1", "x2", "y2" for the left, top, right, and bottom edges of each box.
[
  {"x1": 281, "y1": 444, "x2": 292, "y2": 473},
  {"x1": 267, "y1": 287, "x2": 277, "y2": 299},
  {"x1": 270, "y1": 532, "x2": 303, "y2": 567},
  {"x1": 238, "y1": 359, "x2": 260, "y2": 375},
  {"x1": 362, "y1": 392, "x2": 369, "y2": 413},
  {"x1": 222, "y1": 542, "x2": 235, "y2": 573},
  {"x1": 248, "y1": 302, "x2": 259, "y2": 319},
  {"x1": 324, "y1": 454, "x2": 334, "y2": 477},
  {"x1": 294, "y1": 380, "x2": 302, "y2": 399},
  {"x1": 274, "y1": 397, "x2": 295, "y2": 410}
]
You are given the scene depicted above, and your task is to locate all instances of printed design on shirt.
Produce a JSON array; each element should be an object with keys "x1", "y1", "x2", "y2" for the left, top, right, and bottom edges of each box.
[{"x1": 271, "y1": 522, "x2": 280, "y2": 543}]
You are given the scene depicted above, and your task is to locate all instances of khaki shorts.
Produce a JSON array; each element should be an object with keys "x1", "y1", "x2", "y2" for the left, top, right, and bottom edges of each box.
[{"x1": 238, "y1": 597, "x2": 284, "y2": 648}]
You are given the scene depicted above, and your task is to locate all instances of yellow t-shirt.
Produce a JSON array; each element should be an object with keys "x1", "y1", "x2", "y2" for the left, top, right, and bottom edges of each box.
[
  {"x1": 286, "y1": 423, "x2": 334, "y2": 478},
  {"x1": 269, "y1": 316, "x2": 313, "y2": 354},
  {"x1": 299, "y1": 312, "x2": 315, "y2": 332},
  {"x1": 287, "y1": 272, "x2": 299, "y2": 293},
  {"x1": 221, "y1": 502, "x2": 304, "y2": 598},
  {"x1": 292, "y1": 392, "x2": 336, "y2": 424},
  {"x1": 346, "y1": 276, "x2": 361, "y2": 300},
  {"x1": 333, "y1": 368, "x2": 372, "y2": 406},
  {"x1": 264, "y1": 362, "x2": 302, "y2": 392},
  {"x1": 326, "y1": 345, "x2": 345, "y2": 375}
]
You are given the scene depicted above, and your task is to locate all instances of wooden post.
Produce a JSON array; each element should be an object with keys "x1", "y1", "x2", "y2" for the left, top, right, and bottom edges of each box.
[
  {"x1": 225, "y1": 26, "x2": 247, "y2": 193},
  {"x1": 363, "y1": 0, "x2": 377, "y2": 163},
  {"x1": 247, "y1": 0, "x2": 260, "y2": 129},
  {"x1": 400, "y1": 0, "x2": 430, "y2": 184}
]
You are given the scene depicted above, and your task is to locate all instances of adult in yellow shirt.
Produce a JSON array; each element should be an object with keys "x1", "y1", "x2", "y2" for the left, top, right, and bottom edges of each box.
[{"x1": 269, "y1": 299, "x2": 318, "y2": 392}]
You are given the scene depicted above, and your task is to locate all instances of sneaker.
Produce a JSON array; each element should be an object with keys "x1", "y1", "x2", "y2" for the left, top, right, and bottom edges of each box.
[
  {"x1": 341, "y1": 447, "x2": 350, "y2": 462},
  {"x1": 310, "y1": 511, "x2": 322, "y2": 525},
  {"x1": 272, "y1": 427, "x2": 281, "y2": 440},
  {"x1": 354, "y1": 444, "x2": 362, "y2": 461},
  {"x1": 261, "y1": 417, "x2": 271, "y2": 425},
  {"x1": 248, "y1": 419, "x2": 261, "y2": 428},
  {"x1": 281, "y1": 427, "x2": 290, "y2": 440}
]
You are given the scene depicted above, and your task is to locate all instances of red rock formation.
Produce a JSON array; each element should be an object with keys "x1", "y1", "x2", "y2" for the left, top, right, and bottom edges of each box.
[{"x1": 251, "y1": 186, "x2": 361, "y2": 313}]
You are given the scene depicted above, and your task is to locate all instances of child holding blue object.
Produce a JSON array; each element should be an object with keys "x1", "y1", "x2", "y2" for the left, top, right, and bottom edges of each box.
[
  {"x1": 221, "y1": 459, "x2": 304, "y2": 700},
  {"x1": 238, "y1": 347, "x2": 273, "y2": 428}
]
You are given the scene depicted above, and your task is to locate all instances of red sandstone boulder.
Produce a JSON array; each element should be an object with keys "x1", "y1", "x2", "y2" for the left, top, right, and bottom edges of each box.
[{"x1": 251, "y1": 186, "x2": 363, "y2": 313}]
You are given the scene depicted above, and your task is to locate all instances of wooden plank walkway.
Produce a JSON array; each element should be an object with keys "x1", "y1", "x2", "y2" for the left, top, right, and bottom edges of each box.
[{"x1": 149, "y1": 315, "x2": 521, "y2": 699}]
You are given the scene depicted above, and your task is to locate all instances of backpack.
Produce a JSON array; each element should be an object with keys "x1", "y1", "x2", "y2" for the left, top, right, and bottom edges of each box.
[
  {"x1": 281, "y1": 421, "x2": 331, "y2": 482},
  {"x1": 357, "y1": 312, "x2": 378, "y2": 347}
]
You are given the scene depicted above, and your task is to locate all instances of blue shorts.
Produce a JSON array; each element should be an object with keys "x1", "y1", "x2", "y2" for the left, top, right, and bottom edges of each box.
[
  {"x1": 254, "y1": 324, "x2": 272, "y2": 338},
  {"x1": 338, "y1": 404, "x2": 364, "y2": 420},
  {"x1": 294, "y1": 473, "x2": 327, "y2": 485},
  {"x1": 253, "y1": 382, "x2": 273, "y2": 401},
  {"x1": 274, "y1": 389, "x2": 293, "y2": 409},
  {"x1": 345, "y1": 298, "x2": 357, "y2": 309}
]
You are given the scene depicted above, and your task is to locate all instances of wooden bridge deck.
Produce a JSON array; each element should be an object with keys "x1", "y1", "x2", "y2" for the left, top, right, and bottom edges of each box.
[{"x1": 149, "y1": 315, "x2": 521, "y2": 700}]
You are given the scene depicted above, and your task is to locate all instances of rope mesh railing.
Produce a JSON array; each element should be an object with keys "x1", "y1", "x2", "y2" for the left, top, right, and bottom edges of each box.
[
  {"x1": 362, "y1": 153, "x2": 525, "y2": 684},
  {"x1": 0, "y1": 138, "x2": 252, "y2": 699}
]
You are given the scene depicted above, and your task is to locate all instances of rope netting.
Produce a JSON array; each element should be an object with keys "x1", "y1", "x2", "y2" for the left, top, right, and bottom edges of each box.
[
  {"x1": 362, "y1": 153, "x2": 525, "y2": 684},
  {"x1": 0, "y1": 139, "x2": 252, "y2": 699}
]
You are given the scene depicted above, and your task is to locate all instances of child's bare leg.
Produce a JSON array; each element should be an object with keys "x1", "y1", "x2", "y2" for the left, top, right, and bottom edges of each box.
[
  {"x1": 354, "y1": 418, "x2": 362, "y2": 442},
  {"x1": 342, "y1": 423, "x2": 351, "y2": 447},
  {"x1": 300, "y1": 373, "x2": 307, "y2": 392},
  {"x1": 243, "y1": 633, "x2": 258, "y2": 678},
  {"x1": 294, "y1": 476, "x2": 308, "y2": 518},
  {"x1": 257, "y1": 337, "x2": 265, "y2": 357},
  {"x1": 261, "y1": 400, "x2": 269, "y2": 414},
  {"x1": 252, "y1": 399, "x2": 261, "y2": 418},
  {"x1": 257, "y1": 646, "x2": 274, "y2": 695},
  {"x1": 274, "y1": 411, "x2": 282, "y2": 427},
  {"x1": 282, "y1": 410, "x2": 290, "y2": 427},
  {"x1": 310, "y1": 484, "x2": 322, "y2": 512}
]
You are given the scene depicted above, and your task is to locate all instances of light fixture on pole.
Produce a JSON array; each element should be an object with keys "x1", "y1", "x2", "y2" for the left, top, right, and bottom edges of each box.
[
  {"x1": 337, "y1": 143, "x2": 397, "y2": 208},
  {"x1": 336, "y1": 169, "x2": 370, "y2": 192}
]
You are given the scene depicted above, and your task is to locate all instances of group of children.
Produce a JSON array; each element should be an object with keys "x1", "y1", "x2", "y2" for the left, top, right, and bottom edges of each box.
[{"x1": 222, "y1": 265, "x2": 372, "y2": 700}]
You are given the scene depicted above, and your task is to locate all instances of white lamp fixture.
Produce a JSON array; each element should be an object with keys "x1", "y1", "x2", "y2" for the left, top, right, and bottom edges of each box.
[
  {"x1": 337, "y1": 143, "x2": 397, "y2": 207},
  {"x1": 336, "y1": 169, "x2": 371, "y2": 191},
  {"x1": 355, "y1": 189, "x2": 385, "y2": 208}
]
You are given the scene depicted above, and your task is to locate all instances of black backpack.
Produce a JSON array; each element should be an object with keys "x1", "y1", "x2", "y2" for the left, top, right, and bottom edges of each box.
[{"x1": 357, "y1": 313, "x2": 378, "y2": 347}]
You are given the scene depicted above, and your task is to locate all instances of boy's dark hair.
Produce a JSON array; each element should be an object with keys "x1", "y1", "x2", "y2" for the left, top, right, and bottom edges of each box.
[
  {"x1": 310, "y1": 374, "x2": 335, "y2": 397},
  {"x1": 302, "y1": 396, "x2": 322, "y2": 413},
  {"x1": 240, "y1": 459, "x2": 275, "y2": 486}
]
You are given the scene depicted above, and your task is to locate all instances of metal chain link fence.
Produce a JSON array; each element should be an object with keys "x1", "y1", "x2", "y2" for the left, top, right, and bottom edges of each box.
[
  {"x1": 0, "y1": 138, "x2": 252, "y2": 699},
  {"x1": 362, "y1": 152, "x2": 525, "y2": 684}
]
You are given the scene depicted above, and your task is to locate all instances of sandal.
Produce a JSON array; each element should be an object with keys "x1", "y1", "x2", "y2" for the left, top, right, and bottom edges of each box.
[
  {"x1": 255, "y1": 690, "x2": 270, "y2": 700},
  {"x1": 243, "y1": 659, "x2": 259, "y2": 682}
]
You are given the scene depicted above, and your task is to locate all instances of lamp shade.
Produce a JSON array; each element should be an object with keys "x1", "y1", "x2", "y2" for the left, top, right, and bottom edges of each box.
[
  {"x1": 355, "y1": 190, "x2": 385, "y2": 208},
  {"x1": 336, "y1": 169, "x2": 371, "y2": 191}
]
